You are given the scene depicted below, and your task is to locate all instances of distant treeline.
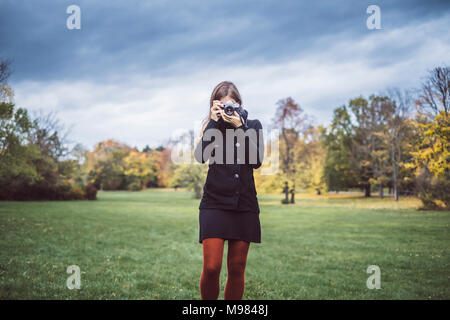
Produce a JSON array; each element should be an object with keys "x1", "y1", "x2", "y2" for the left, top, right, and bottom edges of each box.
[{"x1": 0, "y1": 59, "x2": 448, "y2": 209}]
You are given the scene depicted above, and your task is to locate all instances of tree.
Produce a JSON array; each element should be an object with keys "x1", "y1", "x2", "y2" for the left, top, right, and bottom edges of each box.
[
  {"x1": 409, "y1": 66, "x2": 450, "y2": 209},
  {"x1": 27, "y1": 110, "x2": 70, "y2": 162},
  {"x1": 155, "y1": 147, "x2": 175, "y2": 187},
  {"x1": 348, "y1": 97, "x2": 374, "y2": 196},
  {"x1": 170, "y1": 163, "x2": 207, "y2": 199},
  {"x1": 385, "y1": 88, "x2": 414, "y2": 201},
  {"x1": 408, "y1": 111, "x2": 449, "y2": 209},
  {"x1": 272, "y1": 97, "x2": 311, "y2": 201},
  {"x1": 87, "y1": 139, "x2": 132, "y2": 190},
  {"x1": 320, "y1": 105, "x2": 358, "y2": 192},
  {"x1": 349, "y1": 96, "x2": 393, "y2": 197},
  {"x1": 0, "y1": 59, "x2": 90, "y2": 200},
  {"x1": 369, "y1": 96, "x2": 394, "y2": 198},
  {"x1": 0, "y1": 60, "x2": 39, "y2": 197},
  {"x1": 123, "y1": 150, "x2": 159, "y2": 190},
  {"x1": 416, "y1": 66, "x2": 449, "y2": 119},
  {"x1": 64, "y1": 143, "x2": 89, "y2": 186},
  {"x1": 295, "y1": 125, "x2": 327, "y2": 194}
]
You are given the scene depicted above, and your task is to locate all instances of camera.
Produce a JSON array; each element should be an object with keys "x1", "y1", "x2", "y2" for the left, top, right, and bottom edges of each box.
[
  {"x1": 218, "y1": 100, "x2": 249, "y2": 129},
  {"x1": 220, "y1": 100, "x2": 241, "y2": 116}
]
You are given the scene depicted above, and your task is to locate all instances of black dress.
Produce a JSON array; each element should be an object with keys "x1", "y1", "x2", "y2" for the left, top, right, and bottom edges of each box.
[
  {"x1": 199, "y1": 208, "x2": 261, "y2": 243},
  {"x1": 194, "y1": 116, "x2": 264, "y2": 244}
]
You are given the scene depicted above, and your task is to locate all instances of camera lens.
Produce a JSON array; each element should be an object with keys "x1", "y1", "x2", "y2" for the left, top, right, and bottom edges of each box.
[{"x1": 224, "y1": 105, "x2": 234, "y2": 116}]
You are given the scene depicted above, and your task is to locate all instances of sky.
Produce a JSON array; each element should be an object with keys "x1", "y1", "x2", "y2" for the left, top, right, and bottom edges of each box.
[{"x1": 1, "y1": 0, "x2": 449, "y2": 150}]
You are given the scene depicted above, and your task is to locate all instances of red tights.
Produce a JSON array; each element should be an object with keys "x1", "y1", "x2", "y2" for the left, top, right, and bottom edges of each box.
[{"x1": 200, "y1": 238, "x2": 250, "y2": 300}]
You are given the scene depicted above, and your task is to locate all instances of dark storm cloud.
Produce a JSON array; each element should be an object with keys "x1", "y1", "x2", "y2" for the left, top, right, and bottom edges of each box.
[{"x1": 1, "y1": 0, "x2": 449, "y2": 83}]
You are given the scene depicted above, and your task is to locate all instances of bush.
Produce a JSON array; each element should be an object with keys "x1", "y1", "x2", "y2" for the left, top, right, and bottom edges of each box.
[
  {"x1": 85, "y1": 184, "x2": 98, "y2": 200},
  {"x1": 416, "y1": 168, "x2": 450, "y2": 210},
  {"x1": 0, "y1": 180, "x2": 85, "y2": 201},
  {"x1": 128, "y1": 182, "x2": 142, "y2": 191},
  {"x1": 70, "y1": 185, "x2": 86, "y2": 200}
]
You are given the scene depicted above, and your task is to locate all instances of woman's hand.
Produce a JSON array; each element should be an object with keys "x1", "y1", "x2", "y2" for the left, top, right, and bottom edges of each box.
[
  {"x1": 210, "y1": 100, "x2": 224, "y2": 122},
  {"x1": 222, "y1": 110, "x2": 243, "y2": 128}
]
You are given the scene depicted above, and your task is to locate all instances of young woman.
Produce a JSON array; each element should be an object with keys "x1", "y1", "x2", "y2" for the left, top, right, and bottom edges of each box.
[{"x1": 194, "y1": 81, "x2": 264, "y2": 300}]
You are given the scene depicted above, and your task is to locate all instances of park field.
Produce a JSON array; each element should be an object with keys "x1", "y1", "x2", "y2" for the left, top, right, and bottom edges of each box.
[{"x1": 0, "y1": 189, "x2": 449, "y2": 300}]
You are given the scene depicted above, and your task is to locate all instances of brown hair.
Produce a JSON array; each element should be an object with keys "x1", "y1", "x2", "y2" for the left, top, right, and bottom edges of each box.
[{"x1": 199, "y1": 81, "x2": 242, "y2": 138}]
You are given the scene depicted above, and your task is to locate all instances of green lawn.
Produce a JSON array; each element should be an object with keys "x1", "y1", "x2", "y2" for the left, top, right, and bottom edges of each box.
[{"x1": 0, "y1": 189, "x2": 449, "y2": 299}]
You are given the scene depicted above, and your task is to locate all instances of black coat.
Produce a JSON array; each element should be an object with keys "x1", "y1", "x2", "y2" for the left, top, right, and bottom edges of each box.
[{"x1": 194, "y1": 116, "x2": 264, "y2": 213}]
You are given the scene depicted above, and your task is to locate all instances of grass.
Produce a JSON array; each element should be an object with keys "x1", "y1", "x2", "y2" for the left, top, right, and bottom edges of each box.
[{"x1": 0, "y1": 189, "x2": 449, "y2": 299}]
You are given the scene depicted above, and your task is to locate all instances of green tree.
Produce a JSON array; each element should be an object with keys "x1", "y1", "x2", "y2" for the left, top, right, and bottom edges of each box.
[
  {"x1": 320, "y1": 105, "x2": 358, "y2": 192},
  {"x1": 0, "y1": 59, "x2": 87, "y2": 200},
  {"x1": 170, "y1": 163, "x2": 207, "y2": 199},
  {"x1": 349, "y1": 95, "x2": 393, "y2": 197},
  {"x1": 0, "y1": 61, "x2": 39, "y2": 198}
]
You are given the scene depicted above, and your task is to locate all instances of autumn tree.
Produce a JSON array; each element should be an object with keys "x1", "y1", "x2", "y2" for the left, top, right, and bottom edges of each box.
[
  {"x1": 87, "y1": 140, "x2": 132, "y2": 190},
  {"x1": 155, "y1": 147, "x2": 175, "y2": 187},
  {"x1": 123, "y1": 150, "x2": 159, "y2": 190},
  {"x1": 409, "y1": 66, "x2": 450, "y2": 209},
  {"x1": 272, "y1": 97, "x2": 311, "y2": 200},
  {"x1": 295, "y1": 125, "x2": 327, "y2": 194}
]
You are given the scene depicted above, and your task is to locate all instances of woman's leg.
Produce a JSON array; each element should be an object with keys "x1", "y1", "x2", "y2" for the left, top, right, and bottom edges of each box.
[
  {"x1": 200, "y1": 238, "x2": 225, "y2": 300},
  {"x1": 224, "y1": 240, "x2": 250, "y2": 300}
]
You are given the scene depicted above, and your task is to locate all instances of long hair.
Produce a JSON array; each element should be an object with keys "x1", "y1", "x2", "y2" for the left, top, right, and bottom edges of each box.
[{"x1": 199, "y1": 81, "x2": 243, "y2": 138}]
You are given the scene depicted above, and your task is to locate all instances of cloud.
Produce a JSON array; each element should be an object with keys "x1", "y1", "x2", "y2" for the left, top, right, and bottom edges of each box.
[
  {"x1": 12, "y1": 11, "x2": 450, "y2": 150},
  {"x1": 2, "y1": 0, "x2": 449, "y2": 82}
]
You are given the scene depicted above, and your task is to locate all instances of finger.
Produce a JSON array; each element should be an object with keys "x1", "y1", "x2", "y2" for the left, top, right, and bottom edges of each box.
[
  {"x1": 222, "y1": 112, "x2": 231, "y2": 121},
  {"x1": 225, "y1": 113, "x2": 238, "y2": 120}
]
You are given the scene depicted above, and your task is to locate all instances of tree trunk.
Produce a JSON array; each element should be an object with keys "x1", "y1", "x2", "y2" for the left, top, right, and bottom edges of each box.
[
  {"x1": 379, "y1": 183, "x2": 384, "y2": 198},
  {"x1": 392, "y1": 143, "x2": 399, "y2": 202},
  {"x1": 290, "y1": 183, "x2": 295, "y2": 204},
  {"x1": 393, "y1": 164, "x2": 399, "y2": 202},
  {"x1": 194, "y1": 185, "x2": 202, "y2": 199},
  {"x1": 364, "y1": 183, "x2": 371, "y2": 197},
  {"x1": 394, "y1": 182, "x2": 399, "y2": 201}
]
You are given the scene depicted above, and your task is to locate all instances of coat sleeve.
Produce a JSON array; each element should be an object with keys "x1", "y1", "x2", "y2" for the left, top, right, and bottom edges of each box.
[
  {"x1": 194, "y1": 119, "x2": 220, "y2": 164},
  {"x1": 238, "y1": 119, "x2": 264, "y2": 169}
]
